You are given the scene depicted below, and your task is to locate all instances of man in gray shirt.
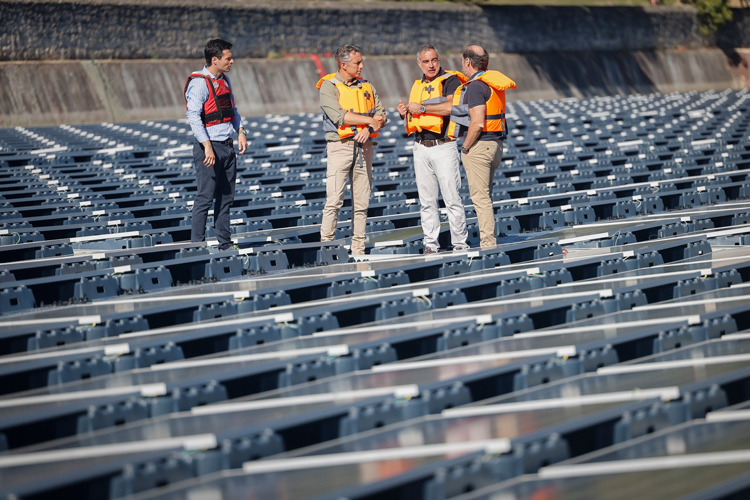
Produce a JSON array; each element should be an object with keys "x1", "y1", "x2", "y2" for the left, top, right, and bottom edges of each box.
[{"x1": 317, "y1": 44, "x2": 386, "y2": 256}]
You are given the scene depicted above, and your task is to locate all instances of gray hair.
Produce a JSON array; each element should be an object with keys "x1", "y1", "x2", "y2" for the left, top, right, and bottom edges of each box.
[
  {"x1": 463, "y1": 45, "x2": 489, "y2": 71},
  {"x1": 335, "y1": 44, "x2": 361, "y2": 65},
  {"x1": 417, "y1": 44, "x2": 440, "y2": 60}
]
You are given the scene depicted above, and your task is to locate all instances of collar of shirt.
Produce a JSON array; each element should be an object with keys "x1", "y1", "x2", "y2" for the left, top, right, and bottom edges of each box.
[
  {"x1": 201, "y1": 66, "x2": 225, "y2": 81},
  {"x1": 421, "y1": 68, "x2": 446, "y2": 83},
  {"x1": 335, "y1": 74, "x2": 362, "y2": 87}
]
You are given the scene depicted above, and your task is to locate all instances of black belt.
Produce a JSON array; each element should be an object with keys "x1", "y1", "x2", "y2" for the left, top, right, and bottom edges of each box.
[
  {"x1": 211, "y1": 138, "x2": 233, "y2": 147},
  {"x1": 415, "y1": 137, "x2": 452, "y2": 147}
]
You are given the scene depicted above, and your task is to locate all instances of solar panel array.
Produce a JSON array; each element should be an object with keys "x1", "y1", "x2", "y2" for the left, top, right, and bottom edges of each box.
[{"x1": 1, "y1": 88, "x2": 750, "y2": 500}]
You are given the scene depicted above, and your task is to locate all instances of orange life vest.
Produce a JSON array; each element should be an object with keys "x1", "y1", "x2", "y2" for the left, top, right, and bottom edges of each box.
[
  {"x1": 184, "y1": 73, "x2": 235, "y2": 127},
  {"x1": 447, "y1": 70, "x2": 516, "y2": 140},
  {"x1": 405, "y1": 70, "x2": 466, "y2": 136},
  {"x1": 316, "y1": 73, "x2": 379, "y2": 139}
]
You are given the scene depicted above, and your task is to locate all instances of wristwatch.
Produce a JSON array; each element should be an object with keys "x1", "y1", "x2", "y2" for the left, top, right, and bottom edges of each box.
[
  {"x1": 419, "y1": 104, "x2": 426, "y2": 114},
  {"x1": 238, "y1": 128, "x2": 246, "y2": 135},
  {"x1": 461, "y1": 146, "x2": 470, "y2": 154}
]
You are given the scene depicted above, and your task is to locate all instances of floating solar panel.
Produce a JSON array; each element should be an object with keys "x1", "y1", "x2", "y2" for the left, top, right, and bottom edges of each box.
[{"x1": 0, "y1": 89, "x2": 750, "y2": 499}]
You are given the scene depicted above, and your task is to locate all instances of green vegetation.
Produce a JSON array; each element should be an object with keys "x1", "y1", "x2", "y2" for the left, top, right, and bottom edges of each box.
[{"x1": 688, "y1": 0, "x2": 734, "y2": 34}]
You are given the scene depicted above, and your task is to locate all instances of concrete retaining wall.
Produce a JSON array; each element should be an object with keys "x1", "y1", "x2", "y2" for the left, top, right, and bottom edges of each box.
[
  {"x1": 1, "y1": 1, "x2": 749, "y2": 61},
  {"x1": 2, "y1": 1, "x2": 749, "y2": 127},
  {"x1": 1, "y1": 49, "x2": 748, "y2": 128}
]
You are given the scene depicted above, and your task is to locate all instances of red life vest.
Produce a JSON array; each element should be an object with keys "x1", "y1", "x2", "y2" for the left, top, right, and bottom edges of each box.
[{"x1": 184, "y1": 73, "x2": 235, "y2": 127}]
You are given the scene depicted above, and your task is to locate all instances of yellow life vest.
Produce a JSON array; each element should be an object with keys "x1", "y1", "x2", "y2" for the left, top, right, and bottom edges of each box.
[
  {"x1": 446, "y1": 70, "x2": 516, "y2": 140},
  {"x1": 405, "y1": 70, "x2": 466, "y2": 136},
  {"x1": 316, "y1": 73, "x2": 379, "y2": 139}
]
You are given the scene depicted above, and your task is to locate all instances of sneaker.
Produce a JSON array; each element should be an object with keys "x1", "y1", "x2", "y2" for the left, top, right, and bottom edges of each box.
[
  {"x1": 452, "y1": 245, "x2": 470, "y2": 252},
  {"x1": 424, "y1": 247, "x2": 439, "y2": 255}
]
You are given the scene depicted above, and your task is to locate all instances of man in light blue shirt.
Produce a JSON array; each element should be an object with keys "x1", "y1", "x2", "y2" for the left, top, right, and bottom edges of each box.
[{"x1": 185, "y1": 38, "x2": 247, "y2": 251}]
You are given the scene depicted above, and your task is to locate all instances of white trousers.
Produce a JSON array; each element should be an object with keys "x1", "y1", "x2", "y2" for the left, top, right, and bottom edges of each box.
[{"x1": 413, "y1": 140, "x2": 468, "y2": 251}]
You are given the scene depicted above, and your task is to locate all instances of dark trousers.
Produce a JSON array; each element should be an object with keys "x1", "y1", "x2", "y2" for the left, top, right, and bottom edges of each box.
[{"x1": 191, "y1": 140, "x2": 237, "y2": 249}]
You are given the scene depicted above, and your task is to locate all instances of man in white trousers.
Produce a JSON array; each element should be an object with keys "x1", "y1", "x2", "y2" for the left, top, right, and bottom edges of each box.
[{"x1": 397, "y1": 44, "x2": 469, "y2": 253}]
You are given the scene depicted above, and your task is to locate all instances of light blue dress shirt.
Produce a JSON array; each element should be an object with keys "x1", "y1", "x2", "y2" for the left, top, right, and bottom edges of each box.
[{"x1": 185, "y1": 67, "x2": 243, "y2": 143}]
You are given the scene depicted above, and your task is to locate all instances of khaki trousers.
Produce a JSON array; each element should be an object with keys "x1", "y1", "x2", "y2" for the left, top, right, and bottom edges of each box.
[
  {"x1": 320, "y1": 140, "x2": 374, "y2": 255},
  {"x1": 461, "y1": 140, "x2": 501, "y2": 248}
]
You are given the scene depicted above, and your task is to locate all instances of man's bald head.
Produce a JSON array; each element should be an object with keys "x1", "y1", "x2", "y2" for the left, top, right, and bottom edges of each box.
[{"x1": 463, "y1": 44, "x2": 489, "y2": 72}]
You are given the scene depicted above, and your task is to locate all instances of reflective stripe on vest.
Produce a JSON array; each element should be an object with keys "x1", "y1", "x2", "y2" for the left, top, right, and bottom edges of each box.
[
  {"x1": 316, "y1": 73, "x2": 378, "y2": 140},
  {"x1": 447, "y1": 70, "x2": 516, "y2": 140},
  {"x1": 184, "y1": 73, "x2": 235, "y2": 128},
  {"x1": 405, "y1": 72, "x2": 456, "y2": 136}
]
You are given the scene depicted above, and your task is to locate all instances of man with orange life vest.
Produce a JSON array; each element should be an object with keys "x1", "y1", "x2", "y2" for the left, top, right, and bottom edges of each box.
[
  {"x1": 317, "y1": 44, "x2": 386, "y2": 256},
  {"x1": 185, "y1": 39, "x2": 247, "y2": 251},
  {"x1": 397, "y1": 44, "x2": 469, "y2": 254},
  {"x1": 447, "y1": 45, "x2": 516, "y2": 248}
]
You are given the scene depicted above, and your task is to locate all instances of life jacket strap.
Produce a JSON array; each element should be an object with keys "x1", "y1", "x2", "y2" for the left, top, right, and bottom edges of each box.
[
  {"x1": 450, "y1": 103, "x2": 471, "y2": 128},
  {"x1": 321, "y1": 106, "x2": 339, "y2": 133}
]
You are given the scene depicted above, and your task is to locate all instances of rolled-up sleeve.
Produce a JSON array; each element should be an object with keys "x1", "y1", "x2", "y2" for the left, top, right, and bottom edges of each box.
[
  {"x1": 231, "y1": 102, "x2": 242, "y2": 133},
  {"x1": 227, "y1": 77, "x2": 243, "y2": 132},
  {"x1": 319, "y1": 80, "x2": 347, "y2": 126},
  {"x1": 185, "y1": 79, "x2": 210, "y2": 143}
]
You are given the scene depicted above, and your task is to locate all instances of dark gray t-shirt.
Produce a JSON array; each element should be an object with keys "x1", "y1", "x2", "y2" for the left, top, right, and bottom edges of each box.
[{"x1": 466, "y1": 79, "x2": 504, "y2": 142}]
